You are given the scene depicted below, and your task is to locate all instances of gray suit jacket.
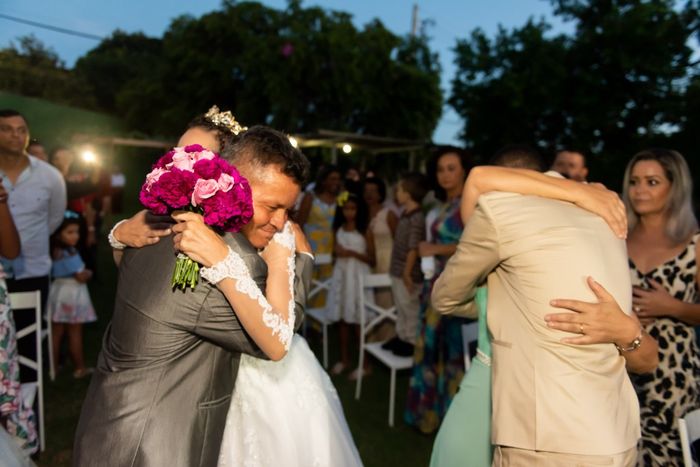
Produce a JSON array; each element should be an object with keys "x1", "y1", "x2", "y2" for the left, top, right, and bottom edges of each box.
[{"x1": 73, "y1": 232, "x2": 312, "y2": 467}]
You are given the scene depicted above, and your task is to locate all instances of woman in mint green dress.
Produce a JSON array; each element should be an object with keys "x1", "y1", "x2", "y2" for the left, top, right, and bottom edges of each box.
[{"x1": 430, "y1": 287, "x2": 491, "y2": 467}]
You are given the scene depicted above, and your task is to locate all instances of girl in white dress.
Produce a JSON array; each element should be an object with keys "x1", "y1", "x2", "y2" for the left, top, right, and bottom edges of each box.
[
  {"x1": 173, "y1": 216, "x2": 363, "y2": 467},
  {"x1": 325, "y1": 193, "x2": 374, "y2": 378}
]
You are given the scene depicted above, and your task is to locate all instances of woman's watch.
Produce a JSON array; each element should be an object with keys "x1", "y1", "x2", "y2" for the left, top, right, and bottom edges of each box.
[{"x1": 615, "y1": 329, "x2": 644, "y2": 353}]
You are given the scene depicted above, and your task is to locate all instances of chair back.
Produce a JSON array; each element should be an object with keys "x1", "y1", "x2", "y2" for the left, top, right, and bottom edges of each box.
[
  {"x1": 307, "y1": 253, "x2": 333, "y2": 303},
  {"x1": 679, "y1": 408, "x2": 700, "y2": 466},
  {"x1": 9, "y1": 290, "x2": 45, "y2": 452},
  {"x1": 358, "y1": 273, "x2": 396, "y2": 338}
]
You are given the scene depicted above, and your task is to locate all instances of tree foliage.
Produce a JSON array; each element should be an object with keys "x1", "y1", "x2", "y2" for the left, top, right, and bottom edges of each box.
[
  {"x1": 450, "y1": 0, "x2": 700, "y2": 184},
  {"x1": 75, "y1": 0, "x2": 442, "y2": 140},
  {"x1": 0, "y1": 35, "x2": 95, "y2": 108}
]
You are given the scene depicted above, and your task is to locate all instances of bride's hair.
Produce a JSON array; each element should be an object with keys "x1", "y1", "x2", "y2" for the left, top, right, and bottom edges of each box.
[{"x1": 184, "y1": 114, "x2": 242, "y2": 158}]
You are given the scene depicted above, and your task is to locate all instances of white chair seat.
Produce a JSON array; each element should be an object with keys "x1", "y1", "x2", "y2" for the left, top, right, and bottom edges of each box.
[
  {"x1": 355, "y1": 273, "x2": 410, "y2": 427},
  {"x1": 364, "y1": 342, "x2": 413, "y2": 369}
]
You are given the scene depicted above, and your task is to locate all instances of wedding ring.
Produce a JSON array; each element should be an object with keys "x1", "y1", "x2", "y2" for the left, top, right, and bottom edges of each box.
[{"x1": 633, "y1": 306, "x2": 641, "y2": 313}]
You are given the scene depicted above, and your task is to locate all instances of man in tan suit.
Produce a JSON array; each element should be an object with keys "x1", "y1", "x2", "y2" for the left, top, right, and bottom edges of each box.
[{"x1": 432, "y1": 149, "x2": 656, "y2": 465}]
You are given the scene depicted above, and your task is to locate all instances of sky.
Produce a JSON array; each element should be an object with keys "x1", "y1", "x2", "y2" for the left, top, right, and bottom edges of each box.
[{"x1": 0, "y1": 0, "x2": 572, "y2": 144}]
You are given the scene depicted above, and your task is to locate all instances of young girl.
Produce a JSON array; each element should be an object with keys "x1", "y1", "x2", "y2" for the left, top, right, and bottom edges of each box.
[
  {"x1": 47, "y1": 212, "x2": 96, "y2": 378},
  {"x1": 326, "y1": 192, "x2": 375, "y2": 379}
]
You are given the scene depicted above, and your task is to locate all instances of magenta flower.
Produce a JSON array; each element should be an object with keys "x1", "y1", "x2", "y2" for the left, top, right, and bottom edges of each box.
[{"x1": 139, "y1": 145, "x2": 254, "y2": 290}]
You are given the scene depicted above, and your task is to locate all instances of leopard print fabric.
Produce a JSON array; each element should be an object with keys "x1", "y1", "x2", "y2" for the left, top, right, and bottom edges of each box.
[{"x1": 630, "y1": 233, "x2": 700, "y2": 466}]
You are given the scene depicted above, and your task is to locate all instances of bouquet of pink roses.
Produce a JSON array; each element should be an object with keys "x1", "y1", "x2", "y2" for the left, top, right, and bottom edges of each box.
[{"x1": 139, "y1": 144, "x2": 254, "y2": 290}]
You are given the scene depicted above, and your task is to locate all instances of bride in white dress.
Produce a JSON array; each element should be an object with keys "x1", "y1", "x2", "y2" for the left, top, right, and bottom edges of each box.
[{"x1": 175, "y1": 219, "x2": 363, "y2": 467}]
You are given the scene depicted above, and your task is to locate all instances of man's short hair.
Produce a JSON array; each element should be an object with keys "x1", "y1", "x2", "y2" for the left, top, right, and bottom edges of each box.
[
  {"x1": 490, "y1": 144, "x2": 544, "y2": 171},
  {"x1": 400, "y1": 172, "x2": 429, "y2": 204},
  {"x1": 0, "y1": 109, "x2": 27, "y2": 123},
  {"x1": 228, "y1": 125, "x2": 310, "y2": 187}
]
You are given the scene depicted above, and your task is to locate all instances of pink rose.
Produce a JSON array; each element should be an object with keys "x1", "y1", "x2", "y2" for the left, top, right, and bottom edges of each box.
[
  {"x1": 145, "y1": 167, "x2": 167, "y2": 189},
  {"x1": 217, "y1": 173, "x2": 235, "y2": 192},
  {"x1": 193, "y1": 150, "x2": 216, "y2": 162},
  {"x1": 192, "y1": 178, "x2": 220, "y2": 206},
  {"x1": 167, "y1": 152, "x2": 195, "y2": 172}
]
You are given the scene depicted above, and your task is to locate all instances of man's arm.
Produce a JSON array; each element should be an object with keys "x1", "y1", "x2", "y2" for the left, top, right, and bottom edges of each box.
[
  {"x1": 48, "y1": 170, "x2": 67, "y2": 233},
  {"x1": 431, "y1": 203, "x2": 501, "y2": 318},
  {"x1": 461, "y1": 166, "x2": 627, "y2": 238}
]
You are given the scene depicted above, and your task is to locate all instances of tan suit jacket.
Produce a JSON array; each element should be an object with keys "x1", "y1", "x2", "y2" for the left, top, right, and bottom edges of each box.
[{"x1": 432, "y1": 189, "x2": 640, "y2": 456}]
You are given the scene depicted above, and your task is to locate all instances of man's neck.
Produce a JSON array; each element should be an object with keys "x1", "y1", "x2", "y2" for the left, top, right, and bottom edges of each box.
[{"x1": 0, "y1": 151, "x2": 30, "y2": 182}]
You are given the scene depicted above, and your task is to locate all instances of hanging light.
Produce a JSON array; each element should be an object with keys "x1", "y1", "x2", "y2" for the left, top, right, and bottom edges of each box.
[
  {"x1": 342, "y1": 143, "x2": 352, "y2": 154},
  {"x1": 288, "y1": 136, "x2": 298, "y2": 148},
  {"x1": 81, "y1": 149, "x2": 98, "y2": 164}
]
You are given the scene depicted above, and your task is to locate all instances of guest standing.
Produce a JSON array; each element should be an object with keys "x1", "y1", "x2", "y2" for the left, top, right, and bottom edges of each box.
[
  {"x1": 326, "y1": 193, "x2": 374, "y2": 377},
  {"x1": 0, "y1": 178, "x2": 37, "y2": 454},
  {"x1": 296, "y1": 166, "x2": 342, "y2": 307},
  {"x1": 624, "y1": 148, "x2": 700, "y2": 466},
  {"x1": 404, "y1": 146, "x2": 472, "y2": 433},
  {"x1": 364, "y1": 177, "x2": 398, "y2": 331}
]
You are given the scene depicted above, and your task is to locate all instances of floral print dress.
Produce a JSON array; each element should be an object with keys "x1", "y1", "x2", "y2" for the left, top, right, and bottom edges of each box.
[
  {"x1": 404, "y1": 197, "x2": 467, "y2": 434},
  {"x1": 0, "y1": 266, "x2": 38, "y2": 454}
]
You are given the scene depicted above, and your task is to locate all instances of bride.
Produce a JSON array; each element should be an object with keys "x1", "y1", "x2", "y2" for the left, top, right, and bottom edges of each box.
[{"x1": 173, "y1": 217, "x2": 363, "y2": 467}]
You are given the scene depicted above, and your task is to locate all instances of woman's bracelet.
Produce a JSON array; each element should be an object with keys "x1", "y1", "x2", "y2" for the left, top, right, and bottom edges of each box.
[
  {"x1": 615, "y1": 328, "x2": 644, "y2": 353},
  {"x1": 108, "y1": 219, "x2": 128, "y2": 250}
]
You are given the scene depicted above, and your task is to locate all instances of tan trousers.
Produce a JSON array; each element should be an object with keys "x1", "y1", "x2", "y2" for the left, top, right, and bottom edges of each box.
[
  {"x1": 389, "y1": 276, "x2": 421, "y2": 344},
  {"x1": 493, "y1": 446, "x2": 637, "y2": 467}
]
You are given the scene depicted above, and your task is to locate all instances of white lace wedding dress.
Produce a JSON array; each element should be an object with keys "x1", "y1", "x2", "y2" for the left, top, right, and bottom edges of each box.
[{"x1": 206, "y1": 223, "x2": 363, "y2": 467}]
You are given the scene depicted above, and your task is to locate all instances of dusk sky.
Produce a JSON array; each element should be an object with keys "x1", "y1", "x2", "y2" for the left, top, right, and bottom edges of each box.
[{"x1": 0, "y1": 0, "x2": 571, "y2": 144}]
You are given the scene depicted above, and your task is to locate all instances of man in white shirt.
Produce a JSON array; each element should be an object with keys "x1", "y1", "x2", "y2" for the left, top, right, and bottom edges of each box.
[{"x1": 0, "y1": 109, "x2": 66, "y2": 305}]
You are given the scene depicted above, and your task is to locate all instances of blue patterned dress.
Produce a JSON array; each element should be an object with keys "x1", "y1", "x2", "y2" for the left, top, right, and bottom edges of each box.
[
  {"x1": 404, "y1": 197, "x2": 467, "y2": 434},
  {"x1": 0, "y1": 265, "x2": 38, "y2": 454}
]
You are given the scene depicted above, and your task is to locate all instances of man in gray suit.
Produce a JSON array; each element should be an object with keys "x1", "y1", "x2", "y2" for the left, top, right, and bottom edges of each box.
[{"x1": 73, "y1": 126, "x2": 312, "y2": 467}]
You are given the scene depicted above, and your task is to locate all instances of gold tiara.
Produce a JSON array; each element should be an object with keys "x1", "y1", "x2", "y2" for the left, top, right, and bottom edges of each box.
[{"x1": 204, "y1": 105, "x2": 247, "y2": 135}]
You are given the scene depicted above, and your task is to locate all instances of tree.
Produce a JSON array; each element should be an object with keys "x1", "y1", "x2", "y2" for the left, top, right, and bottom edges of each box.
[
  {"x1": 0, "y1": 35, "x2": 95, "y2": 108},
  {"x1": 77, "y1": 0, "x2": 442, "y2": 141},
  {"x1": 450, "y1": 0, "x2": 699, "y2": 184}
]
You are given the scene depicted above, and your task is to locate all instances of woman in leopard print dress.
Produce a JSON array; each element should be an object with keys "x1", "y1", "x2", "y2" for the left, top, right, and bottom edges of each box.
[{"x1": 624, "y1": 149, "x2": 700, "y2": 466}]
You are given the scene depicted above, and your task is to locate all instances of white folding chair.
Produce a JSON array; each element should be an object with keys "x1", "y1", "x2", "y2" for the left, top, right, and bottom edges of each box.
[
  {"x1": 355, "y1": 273, "x2": 412, "y2": 427},
  {"x1": 303, "y1": 253, "x2": 334, "y2": 368},
  {"x1": 9, "y1": 290, "x2": 45, "y2": 452},
  {"x1": 461, "y1": 322, "x2": 479, "y2": 372},
  {"x1": 679, "y1": 408, "x2": 700, "y2": 466}
]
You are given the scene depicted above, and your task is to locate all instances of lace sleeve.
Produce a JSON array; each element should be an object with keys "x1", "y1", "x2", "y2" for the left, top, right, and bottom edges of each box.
[{"x1": 200, "y1": 222, "x2": 296, "y2": 351}]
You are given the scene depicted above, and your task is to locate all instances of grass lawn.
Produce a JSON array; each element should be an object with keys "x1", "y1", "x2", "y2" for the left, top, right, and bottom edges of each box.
[{"x1": 35, "y1": 222, "x2": 435, "y2": 467}]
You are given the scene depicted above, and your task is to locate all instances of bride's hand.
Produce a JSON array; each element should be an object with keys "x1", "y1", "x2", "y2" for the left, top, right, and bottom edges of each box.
[
  {"x1": 545, "y1": 276, "x2": 640, "y2": 346},
  {"x1": 571, "y1": 183, "x2": 627, "y2": 239},
  {"x1": 171, "y1": 212, "x2": 229, "y2": 267},
  {"x1": 260, "y1": 222, "x2": 294, "y2": 271},
  {"x1": 114, "y1": 210, "x2": 172, "y2": 248}
]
